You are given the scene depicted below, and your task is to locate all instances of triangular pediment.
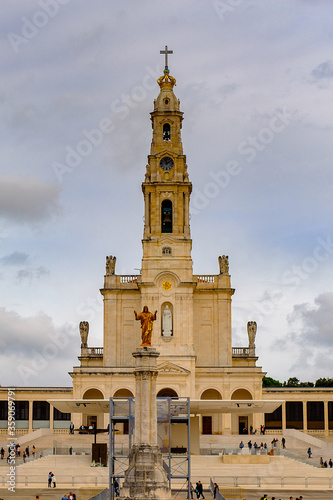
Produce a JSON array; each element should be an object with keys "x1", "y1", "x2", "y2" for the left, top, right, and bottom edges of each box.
[
  {"x1": 156, "y1": 148, "x2": 174, "y2": 158},
  {"x1": 159, "y1": 236, "x2": 176, "y2": 245},
  {"x1": 157, "y1": 361, "x2": 190, "y2": 375}
]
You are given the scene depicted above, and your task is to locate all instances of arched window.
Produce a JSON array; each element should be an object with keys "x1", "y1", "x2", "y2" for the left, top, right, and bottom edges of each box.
[
  {"x1": 161, "y1": 200, "x2": 172, "y2": 233},
  {"x1": 231, "y1": 388, "x2": 252, "y2": 400},
  {"x1": 113, "y1": 389, "x2": 134, "y2": 398},
  {"x1": 162, "y1": 247, "x2": 172, "y2": 255},
  {"x1": 157, "y1": 388, "x2": 178, "y2": 398},
  {"x1": 83, "y1": 388, "x2": 104, "y2": 399},
  {"x1": 163, "y1": 123, "x2": 171, "y2": 141}
]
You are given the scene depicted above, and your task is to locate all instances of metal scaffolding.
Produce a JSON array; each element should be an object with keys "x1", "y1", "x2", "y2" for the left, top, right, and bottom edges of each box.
[{"x1": 109, "y1": 397, "x2": 191, "y2": 500}]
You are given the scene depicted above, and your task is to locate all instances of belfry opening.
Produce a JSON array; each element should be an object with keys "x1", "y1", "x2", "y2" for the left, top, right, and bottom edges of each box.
[{"x1": 161, "y1": 199, "x2": 172, "y2": 233}]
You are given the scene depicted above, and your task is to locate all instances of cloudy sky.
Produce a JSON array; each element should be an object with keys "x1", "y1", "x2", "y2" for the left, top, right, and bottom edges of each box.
[{"x1": 1, "y1": 0, "x2": 332, "y2": 387}]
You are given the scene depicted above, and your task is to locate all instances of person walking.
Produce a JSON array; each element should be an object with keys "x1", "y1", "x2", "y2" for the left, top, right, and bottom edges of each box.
[
  {"x1": 281, "y1": 436, "x2": 286, "y2": 449},
  {"x1": 196, "y1": 481, "x2": 205, "y2": 499},
  {"x1": 48, "y1": 472, "x2": 53, "y2": 488},
  {"x1": 190, "y1": 482, "x2": 194, "y2": 499},
  {"x1": 213, "y1": 483, "x2": 219, "y2": 499},
  {"x1": 52, "y1": 473, "x2": 56, "y2": 488},
  {"x1": 307, "y1": 447, "x2": 312, "y2": 458},
  {"x1": 113, "y1": 478, "x2": 120, "y2": 497}
]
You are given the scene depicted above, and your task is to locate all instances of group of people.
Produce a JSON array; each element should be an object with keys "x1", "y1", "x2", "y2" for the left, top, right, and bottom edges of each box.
[
  {"x1": 239, "y1": 440, "x2": 268, "y2": 452},
  {"x1": 47, "y1": 471, "x2": 56, "y2": 488},
  {"x1": 60, "y1": 493, "x2": 76, "y2": 499},
  {"x1": 320, "y1": 456, "x2": 333, "y2": 468},
  {"x1": 21, "y1": 444, "x2": 36, "y2": 462},
  {"x1": 260, "y1": 495, "x2": 303, "y2": 500},
  {"x1": 241, "y1": 424, "x2": 266, "y2": 435},
  {"x1": 259, "y1": 496, "x2": 303, "y2": 500},
  {"x1": 189, "y1": 481, "x2": 205, "y2": 499},
  {"x1": 1, "y1": 443, "x2": 36, "y2": 462}
]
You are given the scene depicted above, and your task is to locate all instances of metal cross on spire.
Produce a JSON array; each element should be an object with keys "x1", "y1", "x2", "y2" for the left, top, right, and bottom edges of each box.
[{"x1": 160, "y1": 45, "x2": 173, "y2": 71}]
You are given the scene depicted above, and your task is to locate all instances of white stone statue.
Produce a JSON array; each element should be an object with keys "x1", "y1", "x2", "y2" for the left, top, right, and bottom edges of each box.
[
  {"x1": 162, "y1": 305, "x2": 172, "y2": 337},
  {"x1": 247, "y1": 321, "x2": 257, "y2": 349},
  {"x1": 79, "y1": 321, "x2": 89, "y2": 348},
  {"x1": 106, "y1": 255, "x2": 116, "y2": 275},
  {"x1": 218, "y1": 255, "x2": 229, "y2": 275}
]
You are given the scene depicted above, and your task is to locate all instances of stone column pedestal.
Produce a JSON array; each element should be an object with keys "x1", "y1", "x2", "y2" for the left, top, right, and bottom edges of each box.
[{"x1": 121, "y1": 346, "x2": 171, "y2": 500}]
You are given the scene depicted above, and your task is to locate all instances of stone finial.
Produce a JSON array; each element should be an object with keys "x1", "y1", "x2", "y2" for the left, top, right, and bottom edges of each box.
[
  {"x1": 218, "y1": 255, "x2": 229, "y2": 275},
  {"x1": 247, "y1": 321, "x2": 257, "y2": 349},
  {"x1": 79, "y1": 321, "x2": 89, "y2": 348},
  {"x1": 106, "y1": 255, "x2": 116, "y2": 275}
]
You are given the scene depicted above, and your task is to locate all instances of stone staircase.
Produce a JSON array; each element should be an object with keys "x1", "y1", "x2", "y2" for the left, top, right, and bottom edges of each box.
[
  {"x1": 13, "y1": 454, "x2": 108, "y2": 487},
  {"x1": 1, "y1": 430, "x2": 333, "y2": 491},
  {"x1": 190, "y1": 454, "x2": 333, "y2": 490}
]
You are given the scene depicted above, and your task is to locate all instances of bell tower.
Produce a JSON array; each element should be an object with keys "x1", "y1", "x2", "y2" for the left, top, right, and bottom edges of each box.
[{"x1": 141, "y1": 47, "x2": 193, "y2": 283}]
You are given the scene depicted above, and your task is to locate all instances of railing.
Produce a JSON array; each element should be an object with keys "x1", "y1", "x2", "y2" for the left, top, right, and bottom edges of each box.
[
  {"x1": 232, "y1": 347, "x2": 249, "y2": 356},
  {"x1": 209, "y1": 475, "x2": 333, "y2": 489},
  {"x1": 4, "y1": 474, "x2": 332, "y2": 489},
  {"x1": 0, "y1": 474, "x2": 108, "y2": 487},
  {"x1": 87, "y1": 347, "x2": 103, "y2": 356},
  {"x1": 197, "y1": 275, "x2": 215, "y2": 283},
  {"x1": 120, "y1": 275, "x2": 138, "y2": 283}
]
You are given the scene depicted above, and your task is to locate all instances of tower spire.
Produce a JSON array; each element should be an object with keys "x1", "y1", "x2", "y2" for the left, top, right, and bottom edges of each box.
[{"x1": 160, "y1": 45, "x2": 173, "y2": 72}]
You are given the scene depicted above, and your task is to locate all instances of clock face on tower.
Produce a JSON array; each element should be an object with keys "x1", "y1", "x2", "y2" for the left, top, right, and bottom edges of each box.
[{"x1": 160, "y1": 156, "x2": 174, "y2": 171}]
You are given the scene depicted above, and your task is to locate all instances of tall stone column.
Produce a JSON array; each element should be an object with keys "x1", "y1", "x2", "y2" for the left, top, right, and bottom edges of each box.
[{"x1": 121, "y1": 346, "x2": 171, "y2": 500}]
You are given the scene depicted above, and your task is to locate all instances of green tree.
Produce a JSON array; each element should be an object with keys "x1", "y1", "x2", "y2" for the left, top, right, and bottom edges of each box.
[
  {"x1": 315, "y1": 378, "x2": 333, "y2": 387},
  {"x1": 283, "y1": 377, "x2": 314, "y2": 387},
  {"x1": 283, "y1": 377, "x2": 300, "y2": 387},
  {"x1": 262, "y1": 376, "x2": 282, "y2": 387}
]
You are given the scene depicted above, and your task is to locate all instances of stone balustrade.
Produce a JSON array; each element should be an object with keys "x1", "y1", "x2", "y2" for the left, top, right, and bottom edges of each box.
[
  {"x1": 232, "y1": 347, "x2": 250, "y2": 357},
  {"x1": 120, "y1": 275, "x2": 139, "y2": 283},
  {"x1": 195, "y1": 275, "x2": 217, "y2": 288},
  {"x1": 104, "y1": 274, "x2": 140, "y2": 289},
  {"x1": 87, "y1": 347, "x2": 103, "y2": 356}
]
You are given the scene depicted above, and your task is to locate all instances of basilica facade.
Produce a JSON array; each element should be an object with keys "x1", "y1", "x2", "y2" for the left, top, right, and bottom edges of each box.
[
  {"x1": 1, "y1": 58, "x2": 332, "y2": 440},
  {"x1": 70, "y1": 63, "x2": 264, "y2": 436}
]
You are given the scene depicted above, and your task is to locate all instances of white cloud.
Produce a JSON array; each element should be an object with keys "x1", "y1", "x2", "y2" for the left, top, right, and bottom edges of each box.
[
  {"x1": 0, "y1": 308, "x2": 78, "y2": 386},
  {"x1": 0, "y1": 251, "x2": 29, "y2": 266},
  {"x1": 311, "y1": 60, "x2": 333, "y2": 80},
  {"x1": 16, "y1": 266, "x2": 50, "y2": 283},
  {"x1": 0, "y1": 176, "x2": 61, "y2": 224},
  {"x1": 0, "y1": 0, "x2": 332, "y2": 385},
  {"x1": 287, "y1": 292, "x2": 333, "y2": 347}
]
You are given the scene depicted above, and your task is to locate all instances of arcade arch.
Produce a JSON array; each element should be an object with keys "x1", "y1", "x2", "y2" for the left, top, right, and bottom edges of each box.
[
  {"x1": 82, "y1": 388, "x2": 104, "y2": 429},
  {"x1": 200, "y1": 388, "x2": 222, "y2": 435},
  {"x1": 231, "y1": 388, "x2": 253, "y2": 434}
]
